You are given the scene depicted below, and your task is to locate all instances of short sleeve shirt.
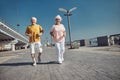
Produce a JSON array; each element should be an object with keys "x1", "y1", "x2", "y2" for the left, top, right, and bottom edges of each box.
[
  {"x1": 25, "y1": 24, "x2": 43, "y2": 42},
  {"x1": 50, "y1": 24, "x2": 66, "y2": 42}
]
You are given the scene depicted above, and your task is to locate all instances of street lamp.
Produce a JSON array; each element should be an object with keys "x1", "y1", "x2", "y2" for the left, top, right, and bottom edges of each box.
[
  {"x1": 59, "y1": 7, "x2": 77, "y2": 49},
  {"x1": 16, "y1": 24, "x2": 20, "y2": 33}
]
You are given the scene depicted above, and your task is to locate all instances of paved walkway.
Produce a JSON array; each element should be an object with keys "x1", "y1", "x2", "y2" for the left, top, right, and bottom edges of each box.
[
  {"x1": 72, "y1": 46, "x2": 120, "y2": 55},
  {"x1": 0, "y1": 49, "x2": 28, "y2": 63},
  {"x1": 0, "y1": 47, "x2": 120, "y2": 80}
]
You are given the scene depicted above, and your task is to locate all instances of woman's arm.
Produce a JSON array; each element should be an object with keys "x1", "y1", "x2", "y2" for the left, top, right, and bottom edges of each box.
[
  {"x1": 50, "y1": 32, "x2": 54, "y2": 37},
  {"x1": 63, "y1": 31, "x2": 66, "y2": 37}
]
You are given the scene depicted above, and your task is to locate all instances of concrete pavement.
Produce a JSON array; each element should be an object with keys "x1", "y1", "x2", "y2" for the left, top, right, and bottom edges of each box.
[
  {"x1": 72, "y1": 46, "x2": 120, "y2": 55},
  {"x1": 0, "y1": 46, "x2": 120, "y2": 80}
]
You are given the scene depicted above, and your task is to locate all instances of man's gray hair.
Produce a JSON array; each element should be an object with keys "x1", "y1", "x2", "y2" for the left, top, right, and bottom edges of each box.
[{"x1": 31, "y1": 17, "x2": 37, "y2": 21}]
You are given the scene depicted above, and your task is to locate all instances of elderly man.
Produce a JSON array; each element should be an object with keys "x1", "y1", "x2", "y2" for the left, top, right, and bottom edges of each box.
[{"x1": 25, "y1": 17, "x2": 44, "y2": 66}]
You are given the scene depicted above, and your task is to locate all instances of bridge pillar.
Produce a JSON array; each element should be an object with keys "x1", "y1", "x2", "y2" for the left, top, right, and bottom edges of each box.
[
  {"x1": 111, "y1": 36, "x2": 115, "y2": 45},
  {"x1": 24, "y1": 43, "x2": 29, "y2": 50},
  {"x1": 107, "y1": 35, "x2": 111, "y2": 46},
  {"x1": 11, "y1": 44, "x2": 15, "y2": 51},
  {"x1": 11, "y1": 40, "x2": 18, "y2": 51}
]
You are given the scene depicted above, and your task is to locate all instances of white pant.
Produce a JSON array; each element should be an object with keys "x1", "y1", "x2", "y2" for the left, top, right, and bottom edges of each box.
[
  {"x1": 55, "y1": 41, "x2": 65, "y2": 62},
  {"x1": 30, "y1": 42, "x2": 42, "y2": 54}
]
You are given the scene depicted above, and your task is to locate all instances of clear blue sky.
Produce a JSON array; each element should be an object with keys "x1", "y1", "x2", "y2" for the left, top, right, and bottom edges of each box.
[{"x1": 0, "y1": 0, "x2": 120, "y2": 42}]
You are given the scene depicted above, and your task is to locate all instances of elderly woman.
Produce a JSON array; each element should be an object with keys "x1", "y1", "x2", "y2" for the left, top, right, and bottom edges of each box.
[{"x1": 50, "y1": 15, "x2": 66, "y2": 64}]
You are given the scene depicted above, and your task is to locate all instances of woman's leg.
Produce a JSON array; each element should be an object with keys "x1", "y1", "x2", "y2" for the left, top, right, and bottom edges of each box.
[
  {"x1": 60, "y1": 41, "x2": 65, "y2": 61},
  {"x1": 55, "y1": 42, "x2": 62, "y2": 63}
]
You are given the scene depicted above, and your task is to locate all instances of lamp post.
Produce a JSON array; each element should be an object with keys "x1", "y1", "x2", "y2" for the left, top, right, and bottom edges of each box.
[{"x1": 59, "y1": 7, "x2": 77, "y2": 49}]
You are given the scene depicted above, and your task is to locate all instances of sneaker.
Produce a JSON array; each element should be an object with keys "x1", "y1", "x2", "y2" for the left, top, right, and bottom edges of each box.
[
  {"x1": 33, "y1": 62, "x2": 37, "y2": 66},
  {"x1": 58, "y1": 61, "x2": 62, "y2": 64},
  {"x1": 62, "y1": 58, "x2": 64, "y2": 62},
  {"x1": 38, "y1": 56, "x2": 41, "y2": 63}
]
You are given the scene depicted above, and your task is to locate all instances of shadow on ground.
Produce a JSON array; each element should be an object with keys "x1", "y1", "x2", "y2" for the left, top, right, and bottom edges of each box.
[{"x1": 0, "y1": 61, "x2": 58, "y2": 66}]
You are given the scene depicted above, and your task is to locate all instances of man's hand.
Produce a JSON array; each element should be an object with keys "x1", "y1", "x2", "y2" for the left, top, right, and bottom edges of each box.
[
  {"x1": 41, "y1": 30, "x2": 44, "y2": 33},
  {"x1": 39, "y1": 33, "x2": 42, "y2": 36},
  {"x1": 25, "y1": 33, "x2": 31, "y2": 37},
  {"x1": 36, "y1": 33, "x2": 42, "y2": 37}
]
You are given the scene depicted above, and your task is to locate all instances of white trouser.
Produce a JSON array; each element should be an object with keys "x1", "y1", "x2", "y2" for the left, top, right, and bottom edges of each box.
[
  {"x1": 55, "y1": 41, "x2": 65, "y2": 62},
  {"x1": 30, "y1": 42, "x2": 42, "y2": 54}
]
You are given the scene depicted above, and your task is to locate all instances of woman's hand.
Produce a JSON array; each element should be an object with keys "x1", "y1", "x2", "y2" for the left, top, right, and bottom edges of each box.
[
  {"x1": 63, "y1": 31, "x2": 66, "y2": 37},
  {"x1": 50, "y1": 32, "x2": 54, "y2": 37}
]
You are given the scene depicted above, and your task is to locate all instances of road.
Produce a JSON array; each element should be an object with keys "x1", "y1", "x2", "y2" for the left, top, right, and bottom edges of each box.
[{"x1": 0, "y1": 47, "x2": 120, "y2": 80}]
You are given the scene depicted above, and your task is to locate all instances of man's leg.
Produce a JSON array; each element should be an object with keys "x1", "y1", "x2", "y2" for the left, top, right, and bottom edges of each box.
[
  {"x1": 37, "y1": 42, "x2": 43, "y2": 63},
  {"x1": 31, "y1": 54, "x2": 36, "y2": 66},
  {"x1": 30, "y1": 43, "x2": 36, "y2": 66},
  {"x1": 38, "y1": 52, "x2": 42, "y2": 62}
]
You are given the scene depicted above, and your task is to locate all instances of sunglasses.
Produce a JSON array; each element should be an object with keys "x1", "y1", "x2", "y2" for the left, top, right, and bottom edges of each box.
[{"x1": 56, "y1": 18, "x2": 61, "y2": 20}]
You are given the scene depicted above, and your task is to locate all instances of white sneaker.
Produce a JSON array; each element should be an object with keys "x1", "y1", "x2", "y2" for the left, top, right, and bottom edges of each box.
[
  {"x1": 62, "y1": 58, "x2": 64, "y2": 62},
  {"x1": 33, "y1": 62, "x2": 37, "y2": 66},
  {"x1": 58, "y1": 61, "x2": 62, "y2": 64}
]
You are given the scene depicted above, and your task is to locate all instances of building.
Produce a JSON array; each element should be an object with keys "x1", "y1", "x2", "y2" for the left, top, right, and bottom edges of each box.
[
  {"x1": 73, "y1": 34, "x2": 120, "y2": 47},
  {"x1": 108, "y1": 34, "x2": 120, "y2": 46},
  {"x1": 97, "y1": 36, "x2": 109, "y2": 46}
]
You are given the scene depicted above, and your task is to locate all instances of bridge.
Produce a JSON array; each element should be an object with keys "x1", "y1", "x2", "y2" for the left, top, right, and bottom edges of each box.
[{"x1": 0, "y1": 19, "x2": 29, "y2": 51}]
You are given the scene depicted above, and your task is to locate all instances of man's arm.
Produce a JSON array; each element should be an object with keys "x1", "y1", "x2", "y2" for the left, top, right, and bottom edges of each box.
[
  {"x1": 39, "y1": 25, "x2": 44, "y2": 36},
  {"x1": 25, "y1": 27, "x2": 31, "y2": 37},
  {"x1": 25, "y1": 33, "x2": 31, "y2": 37}
]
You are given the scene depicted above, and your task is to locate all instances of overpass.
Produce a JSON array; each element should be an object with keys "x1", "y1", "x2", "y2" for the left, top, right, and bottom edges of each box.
[{"x1": 0, "y1": 20, "x2": 29, "y2": 51}]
